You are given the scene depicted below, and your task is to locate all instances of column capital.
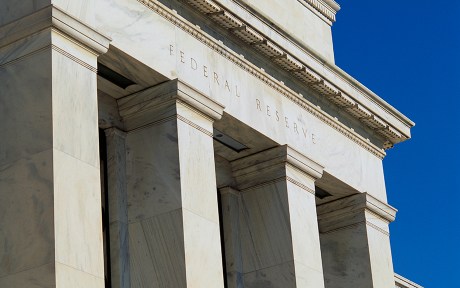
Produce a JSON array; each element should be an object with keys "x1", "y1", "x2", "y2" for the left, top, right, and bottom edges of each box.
[
  {"x1": 0, "y1": 5, "x2": 111, "y2": 55},
  {"x1": 231, "y1": 144, "x2": 324, "y2": 191},
  {"x1": 118, "y1": 79, "x2": 226, "y2": 131},
  {"x1": 317, "y1": 192, "x2": 398, "y2": 233}
]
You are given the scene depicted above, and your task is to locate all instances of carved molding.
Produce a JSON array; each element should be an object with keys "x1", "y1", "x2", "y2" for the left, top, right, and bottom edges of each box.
[
  {"x1": 395, "y1": 273, "x2": 424, "y2": 288},
  {"x1": 135, "y1": 0, "x2": 405, "y2": 158},
  {"x1": 298, "y1": 0, "x2": 340, "y2": 23},
  {"x1": 0, "y1": 42, "x2": 98, "y2": 73},
  {"x1": 51, "y1": 43, "x2": 98, "y2": 73},
  {"x1": 180, "y1": 0, "x2": 409, "y2": 148}
]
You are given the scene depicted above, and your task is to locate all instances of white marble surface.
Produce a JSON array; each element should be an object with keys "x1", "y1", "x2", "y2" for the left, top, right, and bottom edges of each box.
[
  {"x1": 124, "y1": 83, "x2": 225, "y2": 287},
  {"x1": 320, "y1": 223, "x2": 373, "y2": 288},
  {"x1": 222, "y1": 146, "x2": 325, "y2": 287},
  {"x1": 129, "y1": 211, "x2": 187, "y2": 287},
  {"x1": 0, "y1": 12, "x2": 105, "y2": 286},
  {"x1": 182, "y1": 209, "x2": 224, "y2": 287},
  {"x1": 126, "y1": 123, "x2": 182, "y2": 220},
  {"x1": 219, "y1": 188, "x2": 244, "y2": 288},
  {"x1": 0, "y1": 35, "x2": 53, "y2": 168},
  {"x1": 54, "y1": 150, "x2": 104, "y2": 278},
  {"x1": 0, "y1": 262, "x2": 55, "y2": 288},
  {"x1": 95, "y1": 0, "x2": 390, "y2": 201},
  {"x1": 55, "y1": 262, "x2": 104, "y2": 288},
  {"x1": 0, "y1": 149, "x2": 54, "y2": 278},
  {"x1": 367, "y1": 227, "x2": 395, "y2": 288},
  {"x1": 287, "y1": 182, "x2": 323, "y2": 272},
  {"x1": 0, "y1": 0, "x2": 49, "y2": 26},
  {"x1": 51, "y1": 38, "x2": 100, "y2": 167},
  {"x1": 218, "y1": 0, "x2": 335, "y2": 61},
  {"x1": 105, "y1": 128, "x2": 130, "y2": 288},
  {"x1": 318, "y1": 193, "x2": 396, "y2": 288},
  {"x1": 0, "y1": 30, "x2": 56, "y2": 285},
  {"x1": 0, "y1": 1, "x2": 95, "y2": 27}
]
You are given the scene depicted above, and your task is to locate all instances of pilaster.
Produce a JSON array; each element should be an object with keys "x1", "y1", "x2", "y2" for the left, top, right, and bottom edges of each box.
[
  {"x1": 119, "y1": 79, "x2": 226, "y2": 287},
  {"x1": 317, "y1": 193, "x2": 397, "y2": 288},
  {"x1": 228, "y1": 145, "x2": 325, "y2": 288},
  {"x1": 104, "y1": 128, "x2": 130, "y2": 288},
  {"x1": 219, "y1": 187, "x2": 244, "y2": 288},
  {"x1": 0, "y1": 4, "x2": 110, "y2": 288}
]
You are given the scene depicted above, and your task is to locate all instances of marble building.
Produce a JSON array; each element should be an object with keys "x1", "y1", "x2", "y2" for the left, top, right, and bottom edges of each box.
[{"x1": 0, "y1": 0, "x2": 422, "y2": 287}]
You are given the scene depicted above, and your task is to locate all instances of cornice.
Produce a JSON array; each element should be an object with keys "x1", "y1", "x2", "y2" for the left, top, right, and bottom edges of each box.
[
  {"x1": 137, "y1": 0, "x2": 387, "y2": 158},
  {"x1": 395, "y1": 273, "x2": 424, "y2": 288},
  {"x1": 298, "y1": 0, "x2": 340, "y2": 23},
  {"x1": 176, "y1": 0, "x2": 413, "y2": 150},
  {"x1": 136, "y1": 0, "x2": 413, "y2": 159}
]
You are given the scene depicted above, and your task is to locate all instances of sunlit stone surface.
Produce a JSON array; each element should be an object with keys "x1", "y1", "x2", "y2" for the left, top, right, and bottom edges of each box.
[{"x1": 0, "y1": 0, "x2": 421, "y2": 287}]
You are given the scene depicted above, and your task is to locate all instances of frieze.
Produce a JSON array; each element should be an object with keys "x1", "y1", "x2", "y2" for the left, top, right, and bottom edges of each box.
[
  {"x1": 170, "y1": 43, "x2": 319, "y2": 146},
  {"x1": 137, "y1": 0, "x2": 387, "y2": 159},
  {"x1": 176, "y1": 0, "x2": 410, "y2": 148}
]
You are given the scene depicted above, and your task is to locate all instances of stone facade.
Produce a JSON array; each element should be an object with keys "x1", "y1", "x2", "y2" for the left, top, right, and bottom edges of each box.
[{"x1": 0, "y1": 0, "x2": 421, "y2": 287}]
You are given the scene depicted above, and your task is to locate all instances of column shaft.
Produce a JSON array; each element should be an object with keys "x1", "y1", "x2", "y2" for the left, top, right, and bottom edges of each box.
[
  {"x1": 105, "y1": 128, "x2": 130, "y2": 288},
  {"x1": 0, "y1": 5, "x2": 110, "y2": 288},
  {"x1": 219, "y1": 187, "x2": 244, "y2": 288},
  {"x1": 229, "y1": 145, "x2": 325, "y2": 288},
  {"x1": 118, "y1": 80, "x2": 225, "y2": 288},
  {"x1": 317, "y1": 192, "x2": 397, "y2": 288}
]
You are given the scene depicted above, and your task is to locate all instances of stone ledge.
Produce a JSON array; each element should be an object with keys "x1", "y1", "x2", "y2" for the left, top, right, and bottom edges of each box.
[
  {"x1": 298, "y1": 0, "x2": 340, "y2": 24},
  {"x1": 137, "y1": 0, "x2": 389, "y2": 159},
  {"x1": 317, "y1": 192, "x2": 398, "y2": 225},
  {"x1": 171, "y1": 0, "x2": 414, "y2": 149},
  {"x1": 0, "y1": 5, "x2": 111, "y2": 55},
  {"x1": 395, "y1": 273, "x2": 424, "y2": 288},
  {"x1": 231, "y1": 145, "x2": 324, "y2": 191},
  {"x1": 119, "y1": 79, "x2": 225, "y2": 121},
  {"x1": 118, "y1": 79, "x2": 225, "y2": 131}
]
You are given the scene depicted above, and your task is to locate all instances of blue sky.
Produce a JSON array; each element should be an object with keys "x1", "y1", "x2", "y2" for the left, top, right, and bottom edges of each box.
[{"x1": 332, "y1": 1, "x2": 459, "y2": 286}]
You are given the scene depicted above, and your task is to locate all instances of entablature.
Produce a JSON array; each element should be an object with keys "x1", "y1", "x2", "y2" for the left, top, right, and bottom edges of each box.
[
  {"x1": 154, "y1": 0, "x2": 414, "y2": 150},
  {"x1": 96, "y1": 0, "x2": 391, "y2": 199}
]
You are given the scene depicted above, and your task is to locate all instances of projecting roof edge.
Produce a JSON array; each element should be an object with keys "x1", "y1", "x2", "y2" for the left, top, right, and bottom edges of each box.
[
  {"x1": 395, "y1": 273, "x2": 424, "y2": 288},
  {"x1": 177, "y1": 0, "x2": 414, "y2": 148},
  {"x1": 211, "y1": 0, "x2": 414, "y2": 135},
  {"x1": 323, "y1": 0, "x2": 340, "y2": 11},
  {"x1": 137, "y1": 0, "x2": 409, "y2": 153},
  {"x1": 298, "y1": 0, "x2": 340, "y2": 23},
  {"x1": 332, "y1": 64, "x2": 415, "y2": 128}
]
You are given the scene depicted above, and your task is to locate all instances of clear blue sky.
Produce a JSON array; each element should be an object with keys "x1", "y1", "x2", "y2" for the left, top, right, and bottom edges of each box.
[{"x1": 332, "y1": 1, "x2": 459, "y2": 286}]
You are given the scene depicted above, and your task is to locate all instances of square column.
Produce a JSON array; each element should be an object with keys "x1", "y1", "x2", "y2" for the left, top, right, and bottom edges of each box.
[
  {"x1": 317, "y1": 193, "x2": 397, "y2": 288},
  {"x1": 118, "y1": 79, "x2": 226, "y2": 287},
  {"x1": 0, "y1": 5, "x2": 110, "y2": 288},
  {"x1": 227, "y1": 145, "x2": 325, "y2": 288},
  {"x1": 104, "y1": 128, "x2": 130, "y2": 288},
  {"x1": 219, "y1": 187, "x2": 244, "y2": 288}
]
